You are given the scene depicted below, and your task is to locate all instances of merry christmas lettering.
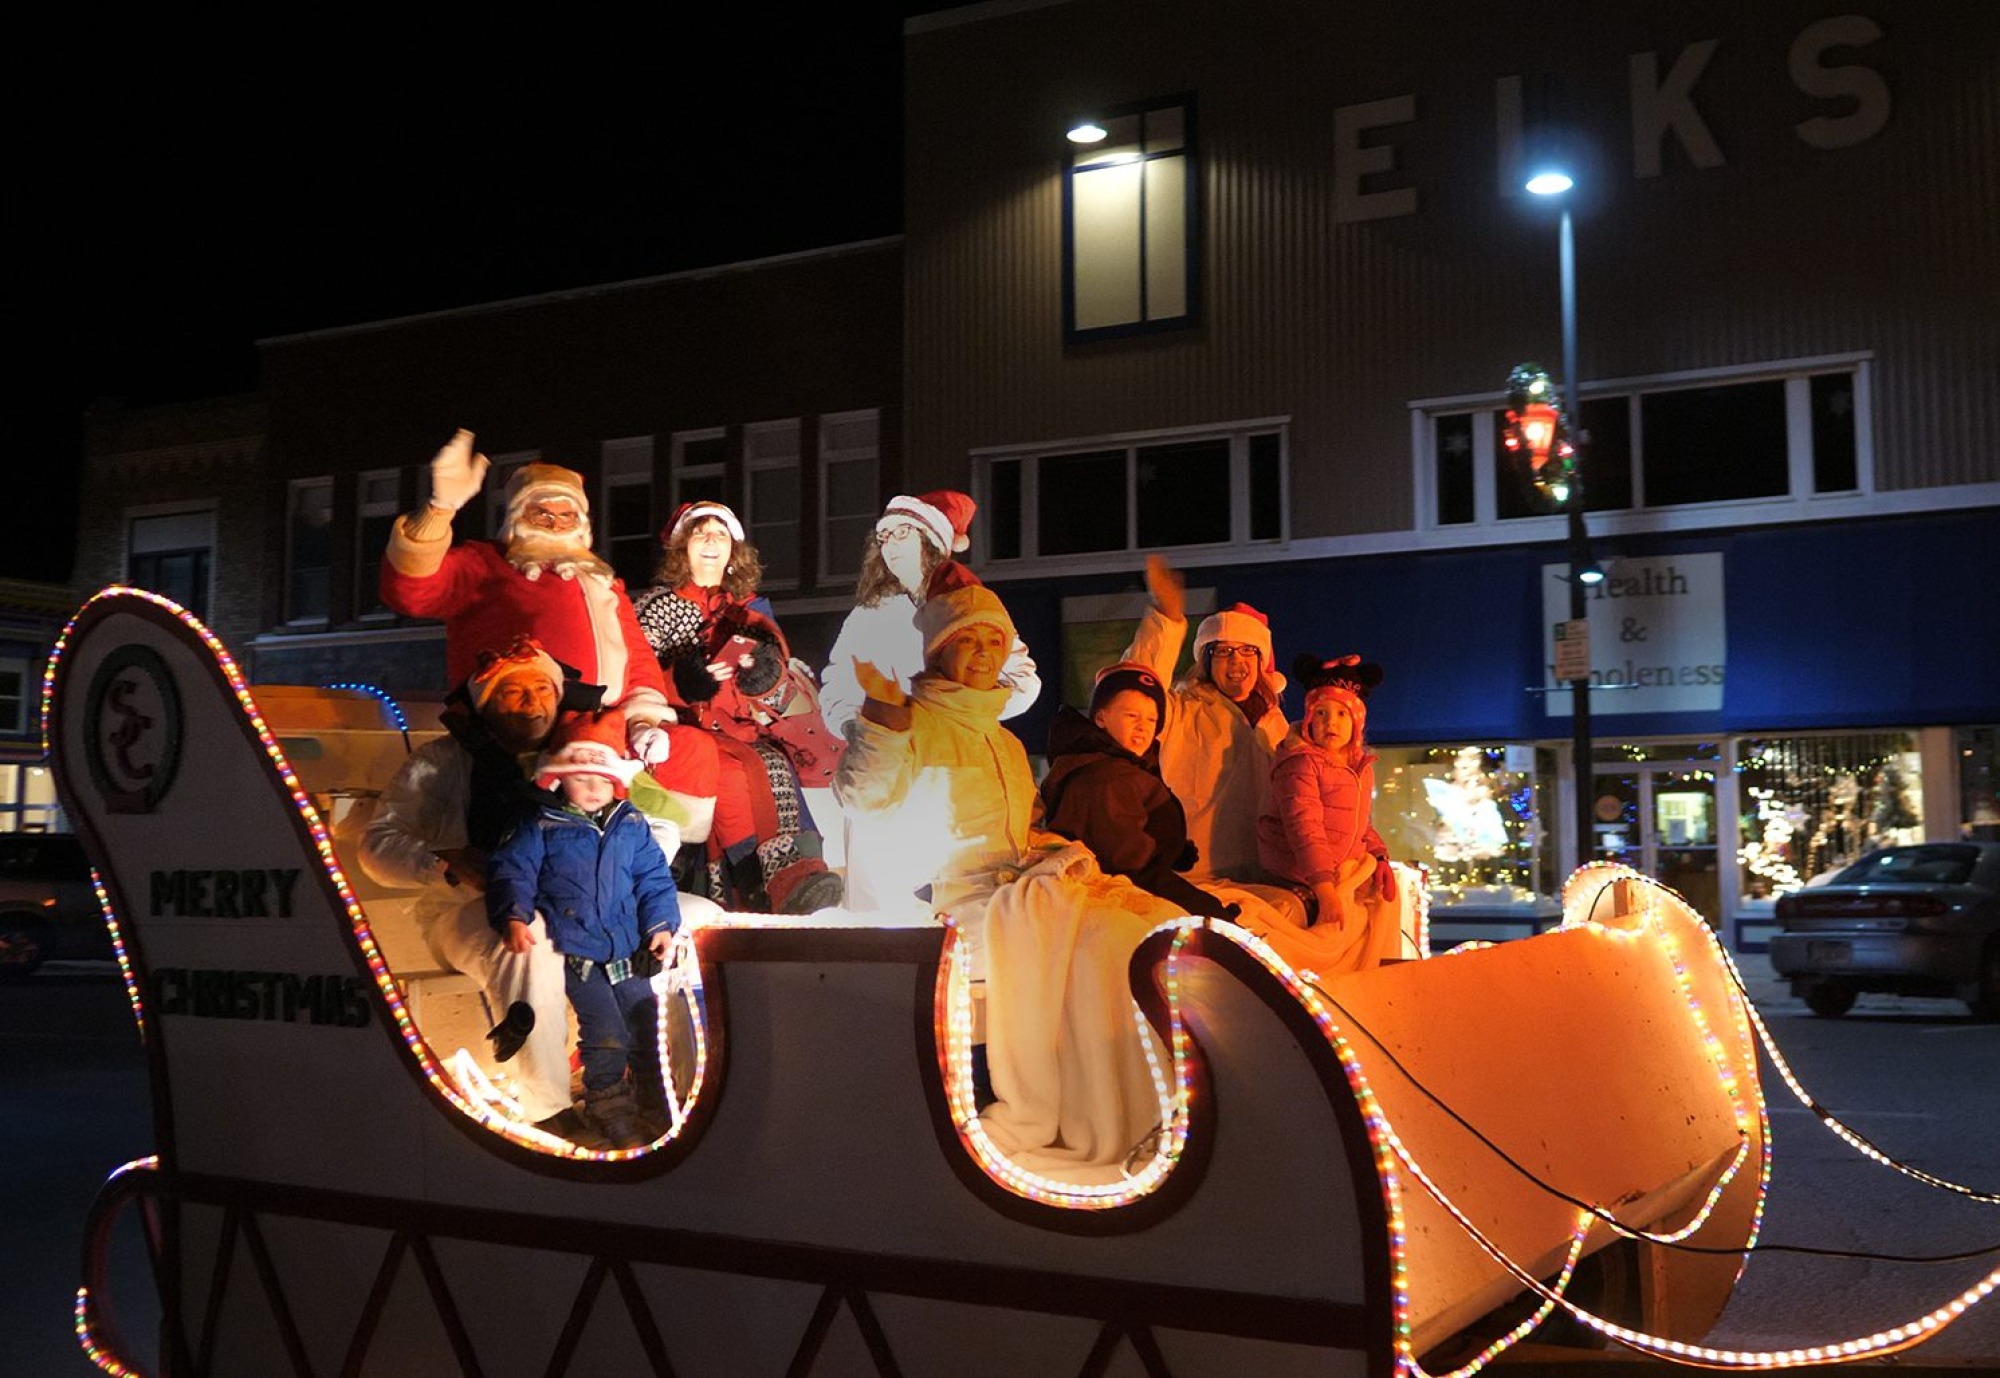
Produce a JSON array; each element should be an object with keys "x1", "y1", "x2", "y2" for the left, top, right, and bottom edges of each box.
[
  {"x1": 150, "y1": 868, "x2": 302, "y2": 918},
  {"x1": 150, "y1": 967, "x2": 372, "y2": 1027}
]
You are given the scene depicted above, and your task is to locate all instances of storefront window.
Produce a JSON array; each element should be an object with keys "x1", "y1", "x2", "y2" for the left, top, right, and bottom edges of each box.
[
  {"x1": 1959, "y1": 725, "x2": 1999, "y2": 842},
  {"x1": 1734, "y1": 731, "x2": 1923, "y2": 899},
  {"x1": 1375, "y1": 744, "x2": 1555, "y2": 908}
]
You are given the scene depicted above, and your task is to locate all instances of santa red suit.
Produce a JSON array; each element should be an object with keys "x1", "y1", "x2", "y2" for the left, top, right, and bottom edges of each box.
[{"x1": 379, "y1": 459, "x2": 673, "y2": 734}]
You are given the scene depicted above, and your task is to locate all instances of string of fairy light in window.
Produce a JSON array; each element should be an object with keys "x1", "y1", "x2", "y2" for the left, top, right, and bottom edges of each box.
[
  {"x1": 72, "y1": 1154, "x2": 160, "y2": 1377},
  {"x1": 44, "y1": 588, "x2": 701, "y2": 1163}
]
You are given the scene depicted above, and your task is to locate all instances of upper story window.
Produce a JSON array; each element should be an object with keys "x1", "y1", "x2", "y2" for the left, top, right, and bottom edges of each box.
[
  {"x1": 1418, "y1": 359, "x2": 1869, "y2": 531},
  {"x1": 286, "y1": 478, "x2": 335, "y2": 623},
  {"x1": 977, "y1": 422, "x2": 1285, "y2": 566},
  {"x1": 127, "y1": 508, "x2": 214, "y2": 622},
  {"x1": 671, "y1": 431, "x2": 728, "y2": 515},
  {"x1": 1065, "y1": 97, "x2": 1198, "y2": 342},
  {"x1": 744, "y1": 420, "x2": 801, "y2": 588},
  {"x1": 600, "y1": 436, "x2": 658, "y2": 591},
  {"x1": 0, "y1": 660, "x2": 25, "y2": 736},
  {"x1": 820, "y1": 409, "x2": 881, "y2": 584},
  {"x1": 354, "y1": 469, "x2": 402, "y2": 618}
]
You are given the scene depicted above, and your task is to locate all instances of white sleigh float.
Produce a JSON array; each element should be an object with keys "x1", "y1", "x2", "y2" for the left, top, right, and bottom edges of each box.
[{"x1": 57, "y1": 587, "x2": 1780, "y2": 1376}]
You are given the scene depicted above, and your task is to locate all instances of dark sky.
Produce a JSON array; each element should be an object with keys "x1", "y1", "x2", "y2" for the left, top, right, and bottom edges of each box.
[{"x1": 21, "y1": 14, "x2": 922, "y2": 584}]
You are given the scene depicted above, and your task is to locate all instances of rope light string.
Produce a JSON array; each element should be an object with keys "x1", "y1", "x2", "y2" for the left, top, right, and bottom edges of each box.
[{"x1": 1569, "y1": 864, "x2": 2000, "y2": 1207}]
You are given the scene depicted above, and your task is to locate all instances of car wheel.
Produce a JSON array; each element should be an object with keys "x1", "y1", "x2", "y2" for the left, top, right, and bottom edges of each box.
[
  {"x1": 0, "y1": 926, "x2": 45, "y2": 978},
  {"x1": 1973, "y1": 939, "x2": 2000, "y2": 1024},
  {"x1": 1804, "y1": 982, "x2": 1856, "y2": 1019}
]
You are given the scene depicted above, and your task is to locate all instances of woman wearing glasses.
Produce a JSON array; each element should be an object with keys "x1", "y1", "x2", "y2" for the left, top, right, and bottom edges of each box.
[
  {"x1": 819, "y1": 492, "x2": 1040, "y2": 914},
  {"x1": 632, "y1": 501, "x2": 844, "y2": 914}
]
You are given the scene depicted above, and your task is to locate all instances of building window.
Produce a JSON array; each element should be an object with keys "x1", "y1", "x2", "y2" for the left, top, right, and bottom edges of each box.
[
  {"x1": 0, "y1": 660, "x2": 24, "y2": 735},
  {"x1": 1417, "y1": 359, "x2": 1870, "y2": 530},
  {"x1": 1735, "y1": 731, "x2": 1923, "y2": 901},
  {"x1": 819, "y1": 409, "x2": 881, "y2": 583},
  {"x1": 671, "y1": 431, "x2": 729, "y2": 514},
  {"x1": 977, "y1": 423, "x2": 1284, "y2": 565},
  {"x1": 1065, "y1": 97, "x2": 1198, "y2": 340},
  {"x1": 128, "y1": 509, "x2": 215, "y2": 621},
  {"x1": 286, "y1": 478, "x2": 335, "y2": 623},
  {"x1": 354, "y1": 469, "x2": 402, "y2": 618},
  {"x1": 1960, "y1": 725, "x2": 2000, "y2": 842},
  {"x1": 744, "y1": 420, "x2": 801, "y2": 587},
  {"x1": 0, "y1": 763, "x2": 64, "y2": 833},
  {"x1": 601, "y1": 437, "x2": 658, "y2": 591}
]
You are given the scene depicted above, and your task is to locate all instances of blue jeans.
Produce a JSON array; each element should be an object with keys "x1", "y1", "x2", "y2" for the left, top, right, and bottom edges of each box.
[{"x1": 564, "y1": 962, "x2": 659, "y2": 1094}]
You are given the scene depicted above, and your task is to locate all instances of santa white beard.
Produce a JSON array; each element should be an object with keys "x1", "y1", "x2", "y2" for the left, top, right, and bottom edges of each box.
[{"x1": 506, "y1": 524, "x2": 614, "y2": 582}]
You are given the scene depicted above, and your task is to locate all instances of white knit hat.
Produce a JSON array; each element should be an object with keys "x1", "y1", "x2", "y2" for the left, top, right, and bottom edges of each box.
[
  {"x1": 665, "y1": 500, "x2": 745, "y2": 546},
  {"x1": 533, "y1": 711, "x2": 643, "y2": 793},
  {"x1": 878, "y1": 491, "x2": 974, "y2": 555},
  {"x1": 915, "y1": 584, "x2": 1016, "y2": 659}
]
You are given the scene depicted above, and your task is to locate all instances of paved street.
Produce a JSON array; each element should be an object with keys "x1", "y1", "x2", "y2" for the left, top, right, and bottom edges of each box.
[{"x1": 4, "y1": 953, "x2": 1996, "y2": 1376}]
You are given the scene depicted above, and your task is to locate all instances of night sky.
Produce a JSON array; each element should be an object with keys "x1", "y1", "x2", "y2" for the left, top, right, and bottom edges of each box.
[{"x1": 21, "y1": 14, "x2": 925, "y2": 584}]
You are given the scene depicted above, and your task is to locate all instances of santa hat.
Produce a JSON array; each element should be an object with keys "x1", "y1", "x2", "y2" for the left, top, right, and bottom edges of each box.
[
  {"x1": 466, "y1": 635, "x2": 565, "y2": 714},
  {"x1": 534, "y1": 709, "x2": 642, "y2": 795},
  {"x1": 503, "y1": 464, "x2": 590, "y2": 526},
  {"x1": 915, "y1": 583, "x2": 1016, "y2": 660},
  {"x1": 1294, "y1": 653, "x2": 1382, "y2": 725},
  {"x1": 879, "y1": 491, "x2": 975, "y2": 555},
  {"x1": 1089, "y1": 660, "x2": 1167, "y2": 722},
  {"x1": 663, "y1": 500, "x2": 744, "y2": 547},
  {"x1": 1193, "y1": 602, "x2": 1275, "y2": 666}
]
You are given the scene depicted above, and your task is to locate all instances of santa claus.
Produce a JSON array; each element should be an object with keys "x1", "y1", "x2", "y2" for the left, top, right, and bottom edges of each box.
[{"x1": 379, "y1": 428, "x2": 675, "y2": 764}]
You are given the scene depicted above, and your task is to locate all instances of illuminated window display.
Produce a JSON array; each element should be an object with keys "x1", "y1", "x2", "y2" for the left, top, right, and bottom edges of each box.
[
  {"x1": 1734, "y1": 731, "x2": 1924, "y2": 899},
  {"x1": 1960, "y1": 725, "x2": 1999, "y2": 842},
  {"x1": 1375, "y1": 744, "x2": 1556, "y2": 909}
]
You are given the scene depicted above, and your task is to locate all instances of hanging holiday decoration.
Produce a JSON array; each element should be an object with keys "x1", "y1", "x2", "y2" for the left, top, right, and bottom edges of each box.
[{"x1": 1502, "y1": 361, "x2": 1579, "y2": 507}]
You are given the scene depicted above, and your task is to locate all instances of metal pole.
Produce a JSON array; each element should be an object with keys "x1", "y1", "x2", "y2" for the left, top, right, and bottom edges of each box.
[{"x1": 1560, "y1": 206, "x2": 1594, "y2": 866}]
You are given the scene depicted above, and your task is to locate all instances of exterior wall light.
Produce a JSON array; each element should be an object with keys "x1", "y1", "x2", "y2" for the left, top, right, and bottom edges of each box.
[{"x1": 1067, "y1": 120, "x2": 1108, "y2": 144}]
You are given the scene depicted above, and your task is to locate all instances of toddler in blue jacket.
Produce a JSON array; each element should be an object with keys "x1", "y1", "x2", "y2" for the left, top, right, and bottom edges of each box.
[{"x1": 487, "y1": 709, "x2": 681, "y2": 1148}]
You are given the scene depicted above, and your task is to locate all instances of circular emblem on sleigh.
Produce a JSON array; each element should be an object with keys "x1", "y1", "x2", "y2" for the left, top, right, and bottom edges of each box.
[{"x1": 84, "y1": 643, "x2": 185, "y2": 815}]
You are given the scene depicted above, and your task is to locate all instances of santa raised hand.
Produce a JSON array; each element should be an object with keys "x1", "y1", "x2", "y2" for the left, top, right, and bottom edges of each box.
[{"x1": 380, "y1": 428, "x2": 675, "y2": 764}]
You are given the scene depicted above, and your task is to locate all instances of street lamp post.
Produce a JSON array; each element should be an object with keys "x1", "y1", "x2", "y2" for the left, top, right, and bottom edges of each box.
[{"x1": 1523, "y1": 170, "x2": 1597, "y2": 868}]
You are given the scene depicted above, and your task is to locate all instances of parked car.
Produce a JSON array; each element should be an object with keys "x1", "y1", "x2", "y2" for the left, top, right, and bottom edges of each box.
[
  {"x1": 0, "y1": 832, "x2": 112, "y2": 975},
  {"x1": 1769, "y1": 841, "x2": 2000, "y2": 1020}
]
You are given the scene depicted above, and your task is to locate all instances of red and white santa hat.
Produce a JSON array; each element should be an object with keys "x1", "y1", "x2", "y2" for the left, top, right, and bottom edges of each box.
[
  {"x1": 915, "y1": 583, "x2": 1016, "y2": 660},
  {"x1": 534, "y1": 709, "x2": 642, "y2": 795},
  {"x1": 466, "y1": 635, "x2": 565, "y2": 714},
  {"x1": 878, "y1": 491, "x2": 975, "y2": 555},
  {"x1": 503, "y1": 463, "x2": 591, "y2": 527},
  {"x1": 663, "y1": 500, "x2": 744, "y2": 547},
  {"x1": 1192, "y1": 602, "x2": 1287, "y2": 694}
]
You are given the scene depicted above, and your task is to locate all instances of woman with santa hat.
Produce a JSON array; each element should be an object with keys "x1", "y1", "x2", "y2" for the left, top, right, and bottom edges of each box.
[
  {"x1": 819, "y1": 491, "x2": 1040, "y2": 914},
  {"x1": 632, "y1": 501, "x2": 843, "y2": 915}
]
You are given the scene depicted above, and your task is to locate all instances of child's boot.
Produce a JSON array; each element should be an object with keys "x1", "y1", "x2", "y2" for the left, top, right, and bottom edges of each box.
[{"x1": 584, "y1": 1080, "x2": 644, "y2": 1149}]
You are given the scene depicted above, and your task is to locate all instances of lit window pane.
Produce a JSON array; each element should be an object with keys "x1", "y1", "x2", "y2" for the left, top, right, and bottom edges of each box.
[
  {"x1": 1143, "y1": 157, "x2": 1188, "y2": 320},
  {"x1": 1072, "y1": 163, "x2": 1144, "y2": 330}
]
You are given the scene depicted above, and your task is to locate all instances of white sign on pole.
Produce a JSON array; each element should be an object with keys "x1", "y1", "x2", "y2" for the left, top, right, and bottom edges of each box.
[
  {"x1": 1541, "y1": 552, "x2": 1725, "y2": 715},
  {"x1": 1553, "y1": 619, "x2": 1590, "y2": 681}
]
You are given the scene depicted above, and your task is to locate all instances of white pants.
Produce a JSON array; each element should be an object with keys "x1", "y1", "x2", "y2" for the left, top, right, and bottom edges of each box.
[{"x1": 420, "y1": 900, "x2": 572, "y2": 1122}]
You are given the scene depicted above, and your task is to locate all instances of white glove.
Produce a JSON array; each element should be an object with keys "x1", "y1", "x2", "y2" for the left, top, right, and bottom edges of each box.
[
  {"x1": 429, "y1": 428, "x2": 490, "y2": 512},
  {"x1": 630, "y1": 723, "x2": 672, "y2": 766}
]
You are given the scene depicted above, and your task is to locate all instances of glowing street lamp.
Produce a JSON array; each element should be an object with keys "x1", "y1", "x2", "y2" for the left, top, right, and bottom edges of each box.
[{"x1": 1516, "y1": 166, "x2": 1598, "y2": 867}]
